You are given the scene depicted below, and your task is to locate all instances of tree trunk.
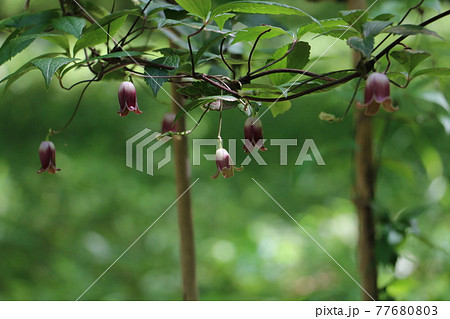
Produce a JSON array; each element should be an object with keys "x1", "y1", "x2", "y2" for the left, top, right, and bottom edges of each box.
[
  {"x1": 171, "y1": 83, "x2": 198, "y2": 300},
  {"x1": 348, "y1": 0, "x2": 378, "y2": 301}
]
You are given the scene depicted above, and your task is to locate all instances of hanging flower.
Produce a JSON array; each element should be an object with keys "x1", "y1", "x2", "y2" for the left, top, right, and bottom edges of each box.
[
  {"x1": 243, "y1": 117, "x2": 267, "y2": 153},
  {"x1": 211, "y1": 148, "x2": 243, "y2": 179},
  {"x1": 37, "y1": 141, "x2": 61, "y2": 174},
  {"x1": 118, "y1": 81, "x2": 142, "y2": 116},
  {"x1": 357, "y1": 72, "x2": 398, "y2": 116},
  {"x1": 161, "y1": 113, "x2": 178, "y2": 134}
]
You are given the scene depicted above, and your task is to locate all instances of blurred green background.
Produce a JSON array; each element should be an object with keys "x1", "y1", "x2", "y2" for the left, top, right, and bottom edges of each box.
[{"x1": 0, "y1": 0, "x2": 449, "y2": 300}]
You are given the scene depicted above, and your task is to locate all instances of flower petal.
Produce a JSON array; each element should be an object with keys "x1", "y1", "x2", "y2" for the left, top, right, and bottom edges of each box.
[{"x1": 381, "y1": 98, "x2": 398, "y2": 112}]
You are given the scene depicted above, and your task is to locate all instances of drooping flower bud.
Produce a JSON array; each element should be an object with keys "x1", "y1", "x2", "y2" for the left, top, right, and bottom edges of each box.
[
  {"x1": 118, "y1": 81, "x2": 142, "y2": 116},
  {"x1": 161, "y1": 113, "x2": 178, "y2": 134},
  {"x1": 356, "y1": 72, "x2": 398, "y2": 116},
  {"x1": 37, "y1": 141, "x2": 61, "y2": 174},
  {"x1": 243, "y1": 117, "x2": 267, "y2": 153},
  {"x1": 211, "y1": 147, "x2": 243, "y2": 179}
]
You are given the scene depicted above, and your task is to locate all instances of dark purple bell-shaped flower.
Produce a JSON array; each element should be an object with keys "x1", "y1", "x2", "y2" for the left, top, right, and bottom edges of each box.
[
  {"x1": 357, "y1": 72, "x2": 398, "y2": 116},
  {"x1": 211, "y1": 148, "x2": 243, "y2": 179},
  {"x1": 243, "y1": 117, "x2": 267, "y2": 153},
  {"x1": 37, "y1": 141, "x2": 61, "y2": 174},
  {"x1": 161, "y1": 113, "x2": 178, "y2": 134},
  {"x1": 118, "y1": 81, "x2": 142, "y2": 116}
]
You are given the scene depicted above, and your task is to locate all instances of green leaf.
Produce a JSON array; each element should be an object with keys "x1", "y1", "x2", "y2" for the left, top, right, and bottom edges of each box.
[
  {"x1": 412, "y1": 67, "x2": 450, "y2": 79},
  {"x1": 73, "y1": 15, "x2": 128, "y2": 54},
  {"x1": 87, "y1": 51, "x2": 148, "y2": 61},
  {"x1": 390, "y1": 50, "x2": 431, "y2": 73},
  {"x1": 347, "y1": 36, "x2": 374, "y2": 59},
  {"x1": 140, "y1": 0, "x2": 183, "y2": 17},
  {"x1": 297, "y1": 18, "x2": 359, "y2": 40},
  {"x1": 0, "y1": 33, "x2": 52, "y2": 66},
  {"x1": 372, "y1": 13, "x2": 396, "y2": 21},
  {"x1": 31, "y1": 57, "x2": 77, "y2": 88},
  {"x1": 175, "y1": 0, "x2": 211, "y2": 20},
  {"x1": 363, "y1": 21, "x2": 393, "y2": 38},
  {"x1": 382, "y1": 24, "x2": 442, "y2": 38},
  {"x1": 0, "y1": 9, "x2": 59, "y2": 30},
  {"x1": 144, "y1": 55, "x2": 180, "y2": 97},
  {"x1": 212, "y1": 1, "x2": 319, "y2": 25},
  {"x1": 52, "y1": 16, "x2": 86, "y2": 39},
  {"x1": 213, "y1": 13, "x2": 235, "y2": 30},
  {"x1": 41, "y1": 35, "x2": 70, "y2": 53},
  {"x1": 270, "y1": 100, "x2": 291, "y2": 117},
  {"x1": 339, "y1": 10, "x2": 368, "y2": 32},
  {"x1": 232, "y1": 26, "x2": 290, "y2": 44},
  {"x1": 177, "y1": 81, "x2": 220, "y2": 99},
  {"x1": 0, "y1": 52, "x2": 63, "y2": 91},
  {"x1": 194, "y1": 34, "x2": 224, "y2": 66},
  {"x1": 268, "y1": 42, "x2": 310, "y2": 86},
  {"x1": 82, "y1": 10, "x2": 138, "y2": 33}
]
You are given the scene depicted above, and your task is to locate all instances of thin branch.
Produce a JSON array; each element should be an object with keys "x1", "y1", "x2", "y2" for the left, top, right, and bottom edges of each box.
[
  {"x1": 220, "y1": 37, "x2": 235, "y2": 79},
  {"x1": 342, "y1": 76, "x2": 362, "y2": 119},
  {"x1": 188, "y1": 23, "x2": 208, "y2": 76},
  {"x1": 247, "y1": 29, "x2": 272, "y2": 76},
  {"x1": 247, "y1": 39, "x2": 298, "y2": 77},
  {"x1": 106, "y1": 0, "x2": 116, "y2": 53},
  {"x1": 159, "y1": 107, "x2": 210, "y2": 138},
  {"x1": 49, "y1": 79, "x2": 95, "y2": 137},
  {"x1": 244, "y1": 72, "x2": 361, "y2": 102},
  {"x1": 201, "y1": 74, "x2": 240, "y2": 97},
  {"x1": 244, "y1": 68, "x2": 337, "y2": 83},
  {"x1": 114, "y1": 0, "x2": 152, "y2": 50},
  {"x1": 374, "y1": 9, "x2": 450, "y2": 61},
  {"x1": 373, "y1": 0, "x2": 425, "y2": 53},
  {"x1": 289, "y1": 69, "x2": 356, "y2": 91}
]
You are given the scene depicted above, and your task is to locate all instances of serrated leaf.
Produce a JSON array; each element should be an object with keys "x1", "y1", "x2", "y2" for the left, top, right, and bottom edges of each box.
[
  {"x1": 268, "y1": 42, "x2": 310, "y2": 86},
  {"x1": 413, "y1": 67, "x2": 450, "y2": 79},
  {"x1": 297, "y1": 18, "x2": 359, "y2": 40},
  {"x1": 0, "y1": 53, "x2": 62, "y2": 90},
  {"x1": 363, "y1": 21, "x2": 393, "y2": 38},
  {"x1": 73, "y1": 15, "x2": 128, "y2": 54},
  {"x1": 53, "y1": 16, "x2": 86, "y2": 39},
  {"x1": 391, "y1": 50, "x2": 431, "y2": 73},
  {"x1": 382, "y1": 24, "x2": 442, "y2": 39},
  {"x1": 175, "y1": 0, "x2": 211, "y2": 20},
  {"x1": 270, "y1": 100, "x2": 291, "y2": 117},
  {"x1": 339, "y1": 10, "x2": 368, "y2": 32},
  {"x1": 213, "y1": 13, "x2": 235, "y2": 30},
  {"x1": 31, "y1": 57, "x2": 77, "y2": 88},
  {"x1": 231, "y1": 26, "x2": 290, "y2": 44},
  {"x1": 212, "y1": 1, "x2": 319, "y2": 25},
  {"x1": 144, "y1": 55, "x2": 180, "y2": 96},
  {"x1": 347, "y1": 36, "x2": 374, "y2": 59}
]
